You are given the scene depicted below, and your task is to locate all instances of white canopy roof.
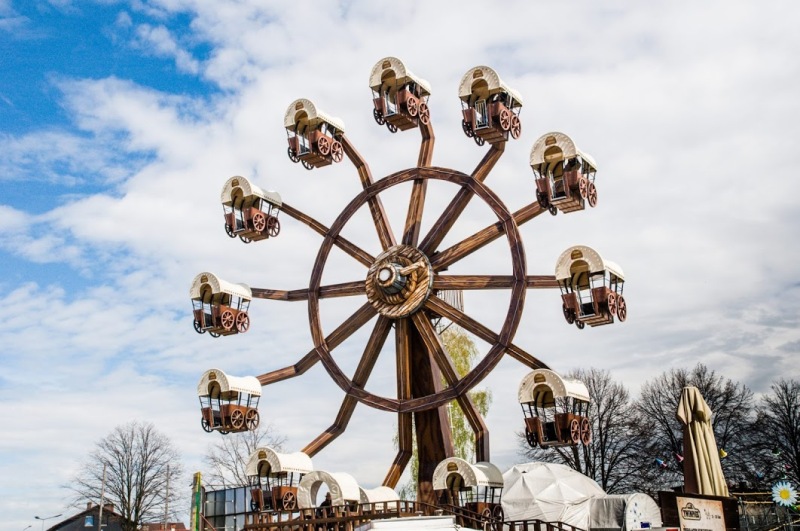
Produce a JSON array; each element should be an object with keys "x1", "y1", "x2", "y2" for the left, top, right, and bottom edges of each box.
[
  {"x1": 458, "y1": 66, "x2": 523, "y2": 107},
  {"x1": 197, "y1": 368, "x2": 262, "y2": 398},
  {"x1": 189, "y1": 272, "x2": 252, "y2": 300},
  {"x1": 368, "y1": 56, "x2": 432, "y2": 97},
  {"x1": 432, "y1": 457, "x2": 504, "y2": 490},
  {"x1": 518, "y1": 369, "x2": 590, "y2": 406},
  {"x1": 220, "y1": 176, "x2": 282, "y2": 207},
  {"x1": 502, "y1": 462, "x2": 606, "y2": 528},
  {"x1": 283, "y1": 98, "x2": 346, "y2": 133},
  {"x1": 245, "y1": 447, "x2": 313, "y2": 477},
  {"x1": 530, "y1": 132, "x2": 598, "y2": 171},
  {"x1": 554, "y1": 246, "x2": 625, "y2": 282},
  {"x1": 297, "y1": 470, "x2": 361, "y2": 509},
  {"x1": 359, "y1": 486, "x2": 400, "y2": 504}
]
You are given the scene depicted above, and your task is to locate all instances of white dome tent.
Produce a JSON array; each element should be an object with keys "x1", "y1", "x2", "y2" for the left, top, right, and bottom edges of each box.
[{"x1": 501, "y1": 462, "x2": 606, "y2": 527}]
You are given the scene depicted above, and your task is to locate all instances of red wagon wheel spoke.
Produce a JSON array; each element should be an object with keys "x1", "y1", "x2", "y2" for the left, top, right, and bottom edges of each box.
[
  {"x1": 498, "y1": 108, "x2": 511, "y2": 131},
  {"x1": 406, "y1": 97, "x2": 418, "y2": 117},
  {"x1": 419, "y1": 102, "x2": 430, "y2": 125},
  {"x1": 317, "y1": 135, "x2": 331, "y2": 156},
  {"x1": 510, "y1": 115, "x2": 521, "y2": 139},
  {"x1": 617, "y1": 295, "x2": 627, "y2": 322},
  {"x1": 235, "y1": 312, "x2": 250, "y2": 333},
  {"x1": 331, "y1": 141, "x2": 344, "y2": 162},
  {"x1": 252, "y1": 211, "x2": 267, "y2": 232},
  {"x1": 588, "y1": 181, "x2": 598, "y2": 207},
  {"x1": 267, "y1": 216, "x2": 280, "y2": 237},
  {"x1": 220, "y1": 310, "x2": 234, "y2": 330}
]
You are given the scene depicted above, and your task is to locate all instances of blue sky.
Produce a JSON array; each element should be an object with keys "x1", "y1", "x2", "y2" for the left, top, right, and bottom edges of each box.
[{"x1": 2, "y1": 1, "x2": 800, "y2": 530}]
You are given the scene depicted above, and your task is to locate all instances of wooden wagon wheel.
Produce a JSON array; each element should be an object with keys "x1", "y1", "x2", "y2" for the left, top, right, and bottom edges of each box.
[
  {"x1": 616, "y1": 295, "x2": 627, "y2": 322},
  {"x1": 580, "y1": 417, "x2": 591, "y2": 445},
  {"x1": 569, "y1": 418, "x2": 581, "y2": 444},
  {"x1": 287, "y1": 146, "x2": 300, "y2": 163},
  {"x1": 373, "y1": 108, "x2": 386, "y2": 125},
  {"x1": 510, "y1": 114, "x2": 521, "y2": 139},
  {"x1": 607, "y1": 291, "x2": 618, "y2": 317},
  {"x1": 239, "y1": 235, "x2": 252, "y2": 244},
  {"x1": 473, "y1": 134, "x2": 485, "y2": 146},
  {"x1": 492, "y1": 505, "x2": 505, "y2": 530},
  {"x1": 230, "y1": 408, "x2": 245, "y2": 430},
  {"x1": 578, "y1": 177, "x2": 588, "y2": 199},
  {"x1": 282, "y1": 491, "x2": 297, "y2": 511},
  {"x1": 246, "y1": 408, "x2": 260, "y2": 430},
  {"x1": 406, "y1": 96, "x2": 418, "y2": 117},
  {"x1": 461, "y1": 119, "x2": 474, "y2": 137},
  {"x1": 575, "y1": 319, "x2": 585, "y2": 330},
  {"x1": 481, "y1": 507, "x2": 493, "y2": 521},
  {"x1": 201, "y1": 417, "x2": 213, "y2": 433},
  {"x1": 236, "y1": 311, "x2": 250, "y2": 333},
  {"x1": 193, "y1": 319, "x2": 205, "y2": 334},
  {"x1": 498, "y1": 108, "x2": 512, "y2": 131},
  {"x1": 386, "y1": 122, "x2": 398, "y2": 133},
  {"x1": 252, "y1": 211, "x2": 267, "y2": 232},
  {"x1": 220, "y1": 309, "x2": 235, "y2": 331},
  {"x1": 331, "y1": 141, "x2": 344, "y2": 163},
  {"x1": 587, "y1": 181, "x2": 598, "y2": 207},
  {"x1": 301, "y1": 159, "x2": 314, "y2": 171},
  {"x1": 419, "y1": 102, "x2": 430, "y2": 124},
  {"x1": 224, "y1": 223, "x2": 236, "y2": 238},
  {"x1": 562, "y1": 304, "x2": 575, "y2": 324},
  {"x1": 267, "y1": 216, "x2": 281, "y2": 237},
  {"x1": 525, "y1": 427, "x2": 538, "y2": 447},
  {"x1": 317, "y1": 135, "x2": 331, "y2": 156}
]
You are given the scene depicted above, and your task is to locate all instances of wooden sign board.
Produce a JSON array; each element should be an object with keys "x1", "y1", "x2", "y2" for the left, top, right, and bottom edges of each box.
[{"x1": 658, "y1": 491, "x2": 739, "y2": 531}]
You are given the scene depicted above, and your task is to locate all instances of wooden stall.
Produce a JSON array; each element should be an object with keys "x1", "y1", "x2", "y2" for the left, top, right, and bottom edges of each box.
[
  {"x1": 518, "y1": 369, "x2": 591, "y2": 449},
  {"x1": 190, "y1": 272, "x2": 252, "y2": 337},
  {"x1": 284, "y1": 98, "x2": 345, "y2": 170},
  {"x1": 369, "y1": 56, "x2": 432, "y2": 132},
  {"x1": 197, "y1": 368, "x2": 261, "y2": 434},
  {"x1": 530, "y1": 132, "x2": 599, "y2": 216},
  {"x1": 220, "y1": 176, "x2": 282, "y2": 243},
  {"x1": 555, "y1": 245, "x2": 627, "y2": 329},
  {"x1": 246, "y1": 447, "x2": 313, "y2": 513},
  {"x1": 458, "y1": 66, "x2": 523, "y2": 146}
]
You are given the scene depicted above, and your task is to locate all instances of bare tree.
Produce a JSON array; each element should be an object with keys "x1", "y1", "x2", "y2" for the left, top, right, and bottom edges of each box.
[
  {"x1": 751, "y1": 379, "x2": 800, "y2": 487},
  {"x1": 68, "y1": 421, "x2": 184, "y2": 531},
  {"x1": 518, "y1": 368, "x2": 656, "y2": 494},
  {"x1": 203, "y1": 423, "x2": 287, "y2": 488},
  {"x1": 635, "y1": 363, "x2": 756, "y2": 492}
]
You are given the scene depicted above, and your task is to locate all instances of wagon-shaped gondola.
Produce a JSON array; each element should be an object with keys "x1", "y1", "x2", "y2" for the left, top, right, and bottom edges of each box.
[
  {"x1": 246, "y1": 447, "x2": 313, "y2": 513},
  {"x1": 555, "y1": 245, "x2": 626, "y2": 329},
  {"x1": 296, "y1": 470, "x2": 362, "y2": 517},
  {"x1": 190, "y1": 272, "x2": 252, "y2": 337},
  {"x1": 458, "y1": 66, "x2": 523, "y2": 146},
  {"x1": 197, "y1": 368, "x2": 261, "y2": 434},
  {"x1": 284, "y1": 98, "x2": 345, "y2": 170},
  {"x1": 369, "y1": 56, "x2": 432, "y2": 132},
  {"x1": 530, "y1": 132, "x2": 599, "y2": 216},
  {"x1": 432, "y1": 457, "x2": 504, "y2": 526},
  {"x1": 518, "y1": 369, "x2": 591, "y2": 449},
  {"x1": 221, "y1": 176, "x2": 282, "y2": 243}
]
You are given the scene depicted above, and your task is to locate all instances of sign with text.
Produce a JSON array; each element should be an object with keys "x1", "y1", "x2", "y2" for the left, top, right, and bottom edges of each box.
[{"x1": 676, "y1": 496, "x2": 726, "y2": 531}]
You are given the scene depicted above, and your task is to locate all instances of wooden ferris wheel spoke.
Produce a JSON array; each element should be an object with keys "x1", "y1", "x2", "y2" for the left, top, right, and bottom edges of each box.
[
  {"x1": 280, "y1": 202, "x2": 374, "y2": 267},
  {"x1": 257, "y1": 302, "x2": 376, "y2": 386},
  {"x1": 429, "y1": 200, "x2": 545, "y2": 271},
  {"x1": 252, "y1": 280, "x2": 366, "y2": 302},
  {"x1": 417, "y1": 120, "x2": 435, "y2": 168},
  {"x1": 384, "y1": 317, "x2": 413, "y2": 488},
  {"x1": 433, "y1": 275, "x2": 560, "y2": 291},
  {"x1": 339, "y1": 134, "x2": 396, "y2": 251},
  {"x1": 303, "y1": 317, "x2": 392, "y2": 456},
  {"x1": 418, "y1": 144, "x2": 505, "y2": 255},
  {"x1": 402, "y1": 178, "x2": 427, "y2": 246}
]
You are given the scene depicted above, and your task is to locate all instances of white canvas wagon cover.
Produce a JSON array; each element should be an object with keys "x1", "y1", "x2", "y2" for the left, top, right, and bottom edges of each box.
[
  {"x1": 530, "y1": 132, "x2": 598, "y2": 171},
  {"x1": 554, "y1": 246, "x2": 625, "y2": 282},
  {"x1": 369, "y1": 56, "x2": 432, "y2": 97},
  {"x1": 518, "y1": 369, "x2": 590, "y2": 406},
  {"x1": 245, "y1": 446, "x2": 313, "y2": 477},
  {"x1": 190, "y1": 272, "x2": 252, "y2": 301},
  {"x1": 458, "y1": 66, "x2": 523, "y2": 107},
  {"x1": 220, "y1": 176, "x2": 282, "y2": 207},
  {"x1": 197, "y1": 368, "x2": 261, "y2": 398},
  {"x1": 432, "y1": 457, "x2": 503, "y2": 490},
  {"x1": 283, "y1": 98, "x2": 346, "y2": 133},
  {"x1": 297, "y1": 470, "x2": 361, "y2": 509},
  {"x1": 359, "y1": 485, "x2": 400, "y2": 505}
]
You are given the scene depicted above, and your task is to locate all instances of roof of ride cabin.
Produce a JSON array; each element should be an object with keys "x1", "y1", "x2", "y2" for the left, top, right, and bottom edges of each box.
[
  {"x1": 220, "y1": 175, "x2": 282, "y2": 207},
  {"x1": 554, "y1": 245, "x2": 625, "y2": 282},
  {"x1": 431, "y1": 457, "x2": 504, "y2": 490},
  {"x1": 297, "y1": 470, "x2": 362, "y2": 508},
  {"x1": 458, "y1": 65, "x2": 524, "y2": 107},
  {"x1": 245, "y1": 446, "x2": 314, "y2": 477},
  {"x1": 189, "y1": 271, "x2": 252, "y2": 300},
  {"x1": 368, "y1": 56, "x2": 432, "y2": 97},
  {"x1": 196, "y1": 368, "x2": 262, "y2": 398},
  {"x1": 359, "y1": 485, "x2": 400, "y2": 504},
  {"x1": 529, "y1": 131, "x2": 598, "y2": 171},
  {"x1": 283, "y1": 98, "x2": 346, "y2": 133},
  {"x1": 517, "y1": 368, "x2": 591, "y2": 405}
]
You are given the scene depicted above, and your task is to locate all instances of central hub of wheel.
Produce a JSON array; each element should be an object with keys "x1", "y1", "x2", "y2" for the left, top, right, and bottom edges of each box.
[{"x1": 366, "y1": 245, "x2": 433, "y2": 318}]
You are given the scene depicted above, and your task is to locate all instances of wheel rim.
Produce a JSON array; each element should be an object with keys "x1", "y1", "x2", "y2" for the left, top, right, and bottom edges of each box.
[
  {"x1": 236, "y1": 312, "x2": 250, "y2": 333},
  {"x1": 548, "y1": 205, "x2": 558, "y2": 216},
  {"x1": 201, "y1": 417, "x2": 212, "y2": 433},
  {"x1": 570, "y1": 418, "x2": 581, "y2": 443},
  {"x1": 246, "y1": 409, "x2": 259, "y2": 429},
  {"x1": 474, "y1": 135, "x2": 485, "y2": 146},
  {"x1": 563, "y1": 305, "x2": 575, "y2": 324},
  {"x1": 525, "y1": 427, "x2": 537, "y2": 447},
  {"x1": 373, "y1": 108, "x2": 385, "y2": 125},
  {"x1": 588, "y1": 182, "x2": 598, "y2": 207},
  {"x1": 302, "y1": 160, "x2": 314, "y2": 170},
  {"x1": 510, "y1": 115, "x2": 521, "y2": 139},
  {"x1": 575, "y1": 320, "x2": 585, "y2": 329},
  {"x1": 287, "y1": 146, "x2": 299, "y2": 163},
  {"x1": 419, "y1": 103, "x2": 430, "y2": 124},
  {"x1": 331, "y1": 141, "x2": 344, "y2": 163},
  {"x1": 617, "y1": 295, "x2": 627, "y2": 322},
  {"x1": 283, "y1": 492, "x2": 296, "y2": 510},
  {"x1": 267, "y1": 216, "x2": 281, "y2": 237},
  {"x1": 308, "y1": 167, "x2": 527, "y2": 413},
  {"x1": 581, "y1": 418, "x2": 591, "y2": 445},
  {"x1": 387, "y1": 122, "x2": 398, "y2": 133},
  {"x1": 225, "y1": 223, "x2": 236, "y2": 238},
  {"x1": 607, "y1": 292, "x2": 617, "y2": 316},
  {"x1": 406, "y1": 97, "x2": 418, "y2": 117},
  {"x1": 578, "y1": 177, "x2": 588, "y2": 199},
  {"x1": 220, "y1": 310, "x2": 235, "y2": 330},
  {"x1": 499, "y1": 108, "x2": 511, "y2": 131},
  {"x1": 231, "y1": 409, "x2": 244, "y2": 429},
  {"x1": 193, "y1": 320, "x2": 204, "y2": 334},
  {"x1": 462, "y1": 119, "x2": 474, "y2": 137},
  {"x1": 252, "y1": 212, "x2": 267, "y2": 232},
  {"x1": 317, "y1": 136, "x2": 331, "y2": 156}
]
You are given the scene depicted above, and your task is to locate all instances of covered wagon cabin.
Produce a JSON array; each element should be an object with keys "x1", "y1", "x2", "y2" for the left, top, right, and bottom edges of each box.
[
  {"x1": 518, "y1": 369, "x2": 591, "y2": 449},
  {"x1": 220, "y1": 175, "x2": 282, "y2": 243},
  {"x1": 197, "y1": 368, "x2": 261, "y2": 434},
  {"x1": 530, "y1": 132, "x2": 599, "y2": 216},
  {"x1": 296, "y1": 470, "x2": 362, "y2": 518},
  {"x1": 369, "y1": 56, "x2": 432, "y2": 132},
  {"x1": 432, "y1": 457, "x2": 505, "y2": 524},
  {"x1": 555, "y1": 245, "x2": 626, "y2": 329},
  {"x1": 246, "y1": 447, "x2": 313, "y2": 513},
  {"x1": 458, "y1": 65, "x2": 523, "y2": 146},
  {"x1": 284, "y1": 98, "x2": 345, "y2": 170},
  {"x1": 190, "y1": 272, "x2": 252, "y2": 337}
]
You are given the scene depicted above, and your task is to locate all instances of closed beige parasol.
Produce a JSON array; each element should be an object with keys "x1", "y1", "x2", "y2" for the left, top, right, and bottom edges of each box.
[{"x1": 676, "y1": 386, "x2": 729, "y2": 497}]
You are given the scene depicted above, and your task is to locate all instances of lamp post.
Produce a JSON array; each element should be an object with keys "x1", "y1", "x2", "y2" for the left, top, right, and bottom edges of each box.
[
  {"x1": 23, "y1": 525, "x2": 32, "y2": 531},
  {"x1": 34, "y1": 514, "x2": 62, "y2": 531}
]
